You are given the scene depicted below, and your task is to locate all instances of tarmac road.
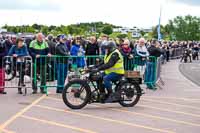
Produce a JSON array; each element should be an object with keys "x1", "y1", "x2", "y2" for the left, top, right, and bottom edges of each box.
[
  {"x1": 0, "y1": 60, "x2": 200, "y2": 133},
  {"x1": 179, "y1": 60, "x2": 200, "y2": 86}
]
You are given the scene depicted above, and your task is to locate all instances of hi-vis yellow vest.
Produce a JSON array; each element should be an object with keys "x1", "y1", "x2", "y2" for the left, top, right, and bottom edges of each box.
[{"x1": 104, "y1": 49, "x2": 125, "y2": 75}]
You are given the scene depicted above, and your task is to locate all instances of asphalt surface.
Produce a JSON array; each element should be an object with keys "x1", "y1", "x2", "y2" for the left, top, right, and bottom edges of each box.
[
  {"x1": 179, "y1": 60, "x2": 200, "y2": 86},
  {"x1": 0, "y1": 60, "x2": 200, "y2": 133}
]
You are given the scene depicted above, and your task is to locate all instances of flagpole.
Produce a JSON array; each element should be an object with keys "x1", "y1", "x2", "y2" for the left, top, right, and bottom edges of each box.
[{"x1": 157, "y1": 5, "x2": 162, "y2": 40}]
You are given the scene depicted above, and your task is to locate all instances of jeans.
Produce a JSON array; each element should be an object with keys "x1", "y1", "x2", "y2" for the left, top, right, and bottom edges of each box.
[
  {"x1": 32, "y1": 65, "x2": 46, "y2": 91},
  {"x1": 103, "y1": 72, "x2": 123, "y2": 91},
  {"x1": 57, "y1": 63, "x2": 68, "y2": 91},
  {"x1": 16, "y1": 63, "x2": 25, "y2": 89}
]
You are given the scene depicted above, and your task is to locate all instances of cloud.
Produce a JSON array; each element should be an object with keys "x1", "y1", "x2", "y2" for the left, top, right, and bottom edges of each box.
[
  {"x1": 0, "y1": 0, "x2": 61, "y2": 11},
  {"x1": 175, "y1": 0, "x2": 200, "y2": 6},
  {"x1": 0, "y1": 0, "x2": 200, "y2": 28}
]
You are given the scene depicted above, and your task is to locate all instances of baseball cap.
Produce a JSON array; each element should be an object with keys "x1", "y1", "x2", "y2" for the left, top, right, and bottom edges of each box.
[{"x1": 60, "y1": 34, "x2": 67, "y2": 40}]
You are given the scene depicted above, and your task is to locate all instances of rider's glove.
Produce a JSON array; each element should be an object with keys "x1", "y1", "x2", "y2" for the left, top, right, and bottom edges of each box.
[{"x1": 91, "y1": 68, "x2": 99, "y2": 73}]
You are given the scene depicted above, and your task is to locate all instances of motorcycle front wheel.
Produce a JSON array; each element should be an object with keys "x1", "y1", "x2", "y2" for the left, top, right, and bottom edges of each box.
[{"x1": 62, "y1": 79, "x2": 91, "y2": 109}]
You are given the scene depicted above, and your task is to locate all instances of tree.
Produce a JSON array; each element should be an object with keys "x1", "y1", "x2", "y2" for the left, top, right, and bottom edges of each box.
[
  {"x1": 41, "y1": 26, "x2": 49, "y2": 35},
  {"x1": 140, "y1": 30, "x2": 145, "y2": 37},
  {"x1": 26, "y1": 26, "x2": 35, "y2": 33},
  {"x1": 151, "y1": 25, "x2": 166, "y2": 39},
  {"x1": 166, "y1": 15, "x2": 200, "y2": 41},
  {"x1": 102, "y1": 25, "x2": 113, "y2": 35},
  {"x1": 67, "y1": 26, "x2": 82, "y2": 35},
  {"x1": 32, "y1": 24, "x2": 41, "y2": 31},
  {"x1": 48, "y1": 25, "x2": 56, "y2": 32},
  {"x1": 117, "y1": 34, "x2": 127, "y2": 39},
  {"x1": 3, "y1": 22, "x2": 118, "y2": 36}
]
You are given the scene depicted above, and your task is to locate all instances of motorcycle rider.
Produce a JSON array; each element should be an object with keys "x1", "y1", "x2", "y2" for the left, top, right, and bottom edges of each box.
[
  {"x1": 180, "y1": 48, "x2": 192, "y2": 63},
  {"x1": 192, "y1": 44, "x2": 199, "y2": 60},
  {"x1": 91, "y1": 41, "x2": 125, "y2": 102}
]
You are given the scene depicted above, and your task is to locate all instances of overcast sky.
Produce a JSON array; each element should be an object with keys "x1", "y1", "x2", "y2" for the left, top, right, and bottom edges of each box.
[{"x1": 0, "y1": 0, "x2": 200, "y2": 28}]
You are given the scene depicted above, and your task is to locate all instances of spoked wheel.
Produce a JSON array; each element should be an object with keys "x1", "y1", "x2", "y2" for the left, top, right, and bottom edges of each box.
[
  {"x1": 62, "y1": 79, "x2": 91, "y2": 109},
  {"x1": 118, "y1": 82, "x2": 141, "y2": 107}
]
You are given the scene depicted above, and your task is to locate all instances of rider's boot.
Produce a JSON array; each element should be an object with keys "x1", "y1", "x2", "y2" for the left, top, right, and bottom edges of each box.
[
  {"x1": 99, "y1": 93, "x2": 106, "y2": 103},
  {"x1": 105, "y1": 94, "x2": 118, "y2": 103},
  {"x1": 105, "y1": 89, "x2": 117, "y2": 103}
]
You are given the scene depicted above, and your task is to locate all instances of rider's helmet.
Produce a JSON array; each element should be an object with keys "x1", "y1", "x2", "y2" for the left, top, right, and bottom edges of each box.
[{"x1": 102, "y1": 41, "x2": 117, "y2": 52}]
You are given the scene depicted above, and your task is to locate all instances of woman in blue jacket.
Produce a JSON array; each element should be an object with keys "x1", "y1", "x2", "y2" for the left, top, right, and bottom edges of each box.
[
  {"x1": 8, "y1": 38, "x2": 29, "y2": 94},
  {"x1": 70, "y1": 37, "x2": 85, "y2": 68}
]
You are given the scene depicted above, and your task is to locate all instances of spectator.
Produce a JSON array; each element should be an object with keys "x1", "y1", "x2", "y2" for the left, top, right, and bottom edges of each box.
[
  {"x1": 162, "y1": 41, "x2": 170, "y2": 62},
  {"x1": 148, "y1": 40, "x2": 163, "y2": 57},
  {"x1": 85, "y1": 36, "x2": 99, "y2": 66},
  {"x1": 135, "y1": 38, "x2": 149, "y2": 57},
  {"x1": 86, "y1": 36, "x2": 99, "y2": 55},
  {"x1": 70, "y1": 37, "x2": 86, "y2": 68},
  {"x1": 120, "y1": 39, "x2": 134, "y2": 70},
  {"x1": 55, "y1": 35, "x2": 69, "y2": 93},
  {"x1": 145, "y1": 40, "x2": 163, "y2": 90},
  {"x1": 47, "y1": 34, "x2": 56, "y2": 55},
  {"x1": 0, "y1": 41, "x2": 7, "y2": 94},
  {"x1": 8, "y1": 38, "x2": 29, "y2": 94},
  {"x1": 80, "y1": 36, "x2": 88, "y2": 50},
  {"x1": 65, "y1": 36, "x2": 72, "y2": 52},
  {"x1": 24, "y1": 37, "x2": 33, "y2": 53},
  {"x1": 99, "y1": 34, "x2": 109, "y2": 55},
  {"x1": 130, "y1": 40, "x2": 136, "y2": 51},
  {"x1": 11, "y1": 35, "x2": 17, "y2": 46},
  {"x1": 3, "y1": 36, "x2": 13, "y2": 53},
  {"x1": 135, "y1": 38, "x2": 149, "y2": 66},
  {"x1": 47, "y1": 34, "x2": 57, "y2": 81},
  {"x1": 182, "y1": 41, "x2": 188, "y2": 49},
  {"x1": 29, "y1": 33, "x2": 51, "y2": 94}
]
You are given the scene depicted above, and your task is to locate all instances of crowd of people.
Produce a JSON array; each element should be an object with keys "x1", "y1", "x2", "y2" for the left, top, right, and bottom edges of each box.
[
  {"x1": 0, "y1": 32, "x2": 199, "y2": 95},
  {"x1": 1, "y1": 33, "x2": 199, "y2": 62}
]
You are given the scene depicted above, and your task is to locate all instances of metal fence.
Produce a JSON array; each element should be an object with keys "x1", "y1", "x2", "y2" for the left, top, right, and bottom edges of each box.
[
  {"x1": 32, "y1": 55, "x2": 104, "y2": 94},
  {"x1": 170, "y1": 47, "x2": 184, "y2": 59},
  {"x1": 33, "y1": 55, "x2": 160, "y2": 94},
  {"x1": 155, "y1": 57, "x2": 165, "y2": 89},
  {"x1": 0, "y1": 56, "x2": 33, "y2": 94},
  {"x1": 0, "y1": 55, "x2": 163, "y2": 94}
]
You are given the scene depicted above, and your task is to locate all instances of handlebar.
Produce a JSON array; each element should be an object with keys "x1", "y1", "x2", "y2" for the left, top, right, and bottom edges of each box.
[{"x1": 79, "y1": 65, "x2": 97, "y2": 75}]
